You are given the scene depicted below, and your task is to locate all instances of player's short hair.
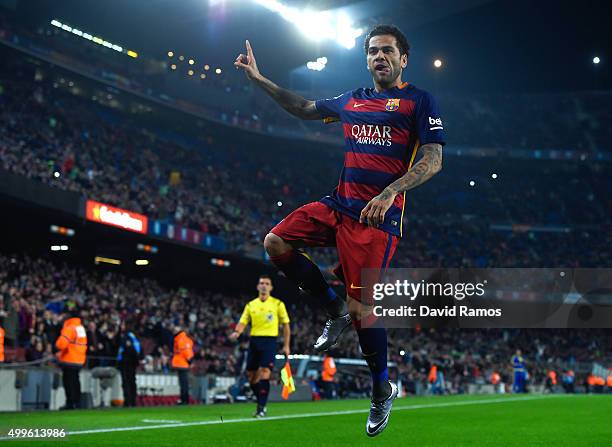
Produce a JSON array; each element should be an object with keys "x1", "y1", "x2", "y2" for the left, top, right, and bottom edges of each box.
[
  {"x1": 364, "y1": 24, "x2": 410, "y2": 58},
  {"x1": 259, "y1": 274, "x2": 273, "y2": 284}
]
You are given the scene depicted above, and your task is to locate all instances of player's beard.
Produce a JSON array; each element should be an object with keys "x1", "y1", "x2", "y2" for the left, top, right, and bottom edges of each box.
[{"x1": 369, "y1": 63, "x2": 401, "y2": 89}]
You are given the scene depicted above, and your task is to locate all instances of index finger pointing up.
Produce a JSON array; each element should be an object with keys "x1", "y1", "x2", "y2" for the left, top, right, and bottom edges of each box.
[{"x1": 246, "y1": 39, "x2": 253, "y2": 56}]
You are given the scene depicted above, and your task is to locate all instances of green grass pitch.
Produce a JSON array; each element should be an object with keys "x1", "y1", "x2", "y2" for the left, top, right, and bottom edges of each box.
[{"x1": 1, "y1": 394, "x2": 610, "y2": 446}]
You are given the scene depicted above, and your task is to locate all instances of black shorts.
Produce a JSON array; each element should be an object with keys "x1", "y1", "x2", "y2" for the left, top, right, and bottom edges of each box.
[{"x1": 246, "y1": 336, "x2": 277, "y2": 371}]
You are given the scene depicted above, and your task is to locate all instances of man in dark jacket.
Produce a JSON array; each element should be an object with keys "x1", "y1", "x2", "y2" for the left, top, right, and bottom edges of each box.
[{"x1": 117, "y1": 321, "x2": 142, "y2": 407}]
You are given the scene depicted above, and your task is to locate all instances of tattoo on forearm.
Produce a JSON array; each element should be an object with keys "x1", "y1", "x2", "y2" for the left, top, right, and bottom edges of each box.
[
  {"x1": 387, "y1": 143, "x2": 442, "y2": 194},
  {"x1": 256, "y1": 77, "x2": 319, "y2": 119}
]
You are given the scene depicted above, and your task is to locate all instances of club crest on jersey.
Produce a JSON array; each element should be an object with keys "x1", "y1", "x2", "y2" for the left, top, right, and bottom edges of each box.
[{"x1": 385, "y1": 98, "x2": 400, "y2": 111}]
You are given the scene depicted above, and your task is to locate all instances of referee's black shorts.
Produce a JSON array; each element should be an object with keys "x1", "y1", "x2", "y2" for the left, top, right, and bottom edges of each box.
[{"x1": 246, "y1": 336, "x2": 277, "y2": 371}]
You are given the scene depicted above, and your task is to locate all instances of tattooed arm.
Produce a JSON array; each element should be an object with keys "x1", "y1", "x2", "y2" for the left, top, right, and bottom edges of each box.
[
  {"x1": 234, "y1": 40, "x2": 321, "y2": 120},
  {"x1": 359, "y1": 143, "x2": 443, "y2": 226}
]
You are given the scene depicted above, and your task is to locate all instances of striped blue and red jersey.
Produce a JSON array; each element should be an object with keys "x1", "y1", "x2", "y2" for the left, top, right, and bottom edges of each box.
[{"x1": 314, "y1": 82, "x2": 446, "y2": 237}]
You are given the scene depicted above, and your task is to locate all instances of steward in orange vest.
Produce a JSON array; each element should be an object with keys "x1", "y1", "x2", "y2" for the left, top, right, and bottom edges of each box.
[
  {"x1": 428, "y1": 365, "x2": 437, "y2": 384},
  {"x1": 0, "y1": 327, "x2": 5, "y2": 363},
  {"x1": 545, "y1": 370, "x2": 557, "y2": 392},
  {"x1": 322, "y1": 355, "x2": 337, "y2": 382},
  {"x1": 172, "y1": 327, "x2": 194, "y2": 405},
  {"x1": 55, "y1": 313, "x2": 87, "y2": 409},
  {"x1": 490, "y1": 372, "x2": 501, "y2": 385},
  {"x1": 55, "y1": 317, "x2": 87, "y2": 366},
  {"x1": 322, "y1": 354, "x2": 337, "y2": 399}
]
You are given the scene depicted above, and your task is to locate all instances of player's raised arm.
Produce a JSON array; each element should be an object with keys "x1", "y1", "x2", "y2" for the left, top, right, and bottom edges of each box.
[{"x1": 234, "y1": 40, "x2": 321, "y2": 120}]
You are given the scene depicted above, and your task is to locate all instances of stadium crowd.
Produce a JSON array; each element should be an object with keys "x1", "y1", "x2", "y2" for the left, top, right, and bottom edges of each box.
[
  {"x1": 1, "y1": 55, "x2": 611, "y2": 268},
  {"x1": 1, "y1": 252, "x2": 609, "y2": 397}
]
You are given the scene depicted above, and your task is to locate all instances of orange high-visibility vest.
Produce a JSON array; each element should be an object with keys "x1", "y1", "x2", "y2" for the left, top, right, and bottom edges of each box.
[
  {"x1": 322, "y1": 356, "x2": 337, "y2": 382},
  {"x1": 55, "y1": 318, "x2": 87, "y2": 366},
  {"x1": 607, "y1": 375, "x2": 612, "y2": 387},
  {"x1": 171, "y1": 331, "x2": 194, "y2": 369},
  {"x1": 428, "y1": 365, "x2": 437, "y2": 383},
  {"x1": 587, "y1": 374, "x2": 596, "y2": 386},
  {"x1": 547, "y1": 370, "x2": 557, "y2": 385},
  {"x1": 490, "y1": 372, "x2": 501, "y2": 385},
  {"x1": 593, "y1": 376, "x2": 605, "y2": 386},
  {"x1": 0, "y1": 327, "x2": 5, "y2": 362}
]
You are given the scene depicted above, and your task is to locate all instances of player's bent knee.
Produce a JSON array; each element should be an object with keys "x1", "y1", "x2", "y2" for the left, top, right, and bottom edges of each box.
[{"x1": 263, "y1": 232, "x2": 290, "y2": 256}]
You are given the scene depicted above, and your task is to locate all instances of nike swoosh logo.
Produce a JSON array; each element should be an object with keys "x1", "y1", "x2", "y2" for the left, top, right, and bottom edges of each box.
[
  {"x1": 353, "y1": 103, "x2": 366, "y2": 108},
  {"x1": 350, "y1": 283, "x2": 366, "y2": 289},
  {"x1": 367, "y1": 415, "x2": 389, "y2": 434}
]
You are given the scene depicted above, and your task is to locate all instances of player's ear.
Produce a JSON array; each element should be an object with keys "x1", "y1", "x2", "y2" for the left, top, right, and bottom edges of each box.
[{"x1": 401, "y1": 54, "x2": 408, "y2": 69}]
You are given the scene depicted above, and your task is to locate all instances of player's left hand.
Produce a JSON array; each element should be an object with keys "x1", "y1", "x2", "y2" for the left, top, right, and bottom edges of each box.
[{"x1": 359, "y1": 188, "x2": 396, "y2": 227}]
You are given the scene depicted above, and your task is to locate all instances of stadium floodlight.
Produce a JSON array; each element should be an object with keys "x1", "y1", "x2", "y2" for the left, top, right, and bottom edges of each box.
[
  {"x1": 188, "y1": 59, "x2": 195, "y2": 65},
  {"x1": 170, "y1": 64, "x2": 177, "y2": 70},
  {"x1": 60, "y1": 245, "x2": 69, "y2": 251},
  {"x1": 469, "y1": 180, "x2": 475, "y2": 187},
  {"x1": 50, "y1": 245, "x2": 61, "y2": 251},
  {"x1": 593, "y1": 56, "x2": 600, "y2": 64},
  {"x1": 50, "y1": 225, "x2": 75, "y2": 236},
  {"x1": 137, "y1": 243, "x2": 158, "y2": 253},
  {"x1": 434, "y1": 59, "x2": 442, "y2": 68},
  {"x1": 168, "y1": 51, "x2": 174, "y2": 57},
  {"x1": 491, "y1": 173, "x2": 498, "y2": 179},
  {"x1": 135, "y1": 259, "x2": 149, "y2": 266},
  {"x1": 204, "y1": 64, "x2": 210, "y2": 70},
  {"x1": 307, "y1": 56, "x2": 328, "y2": 71},
  {"x1": 200, "y1": 73, "x2": 206, "y2": 79},
  {"x1": 53, "y1": 171, "x2": 60, "y2": 178},
  {"x1": 94, "y1": 256, "x2": 121, "y2": 265},
  {"x1": 251, "y1": 1, "x2": 362, "y2": 49},
  {"x1": 215, "y1": 68, "x2": 222, "y2": 74},
  {"x1": 188, "y1": 69, "x2": 194, "y2": 76},
  {"x1": 399, "y1": 350, "x2": 405, "y2": 356},
  {"x1": 49, "y1": 19, "x2": 138, "y2": 58}
]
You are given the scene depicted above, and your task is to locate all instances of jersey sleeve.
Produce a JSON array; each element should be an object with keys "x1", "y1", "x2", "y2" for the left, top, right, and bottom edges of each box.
[
  {"x1": 238, "y1": 303, "x2": 251, "y2": 326},
  {"x1": 277, "y1": 301, "x2": 290, "y2": 324},
  {"x1": 416, "y1": 91, "x2": 446, "y2": 146},
  {"x1": 314, "y1": 90, "x2": 352, "y2": 120}
]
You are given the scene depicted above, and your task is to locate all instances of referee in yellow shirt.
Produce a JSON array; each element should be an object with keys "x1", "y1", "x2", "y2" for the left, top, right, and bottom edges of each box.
[{"x1": 229, "y1": 274, "x2": 290, "y2": 417}]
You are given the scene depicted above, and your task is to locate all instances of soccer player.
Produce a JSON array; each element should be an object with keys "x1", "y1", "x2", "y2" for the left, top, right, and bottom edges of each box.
[
  {"x1": 511, "y1": 349, "x2": 528, "y2": 393},
  {"x1": 229, "y1": 275, "x2": 291, "y2": 417},
  {"x1": 235, "y1": 24, "x2": 445, "y2": 436}
]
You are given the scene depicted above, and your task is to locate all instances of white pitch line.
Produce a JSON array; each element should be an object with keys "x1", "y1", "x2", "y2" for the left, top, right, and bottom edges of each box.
[{"x1": 0, "y1": 395, "x2": 569, "y2": 440}]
